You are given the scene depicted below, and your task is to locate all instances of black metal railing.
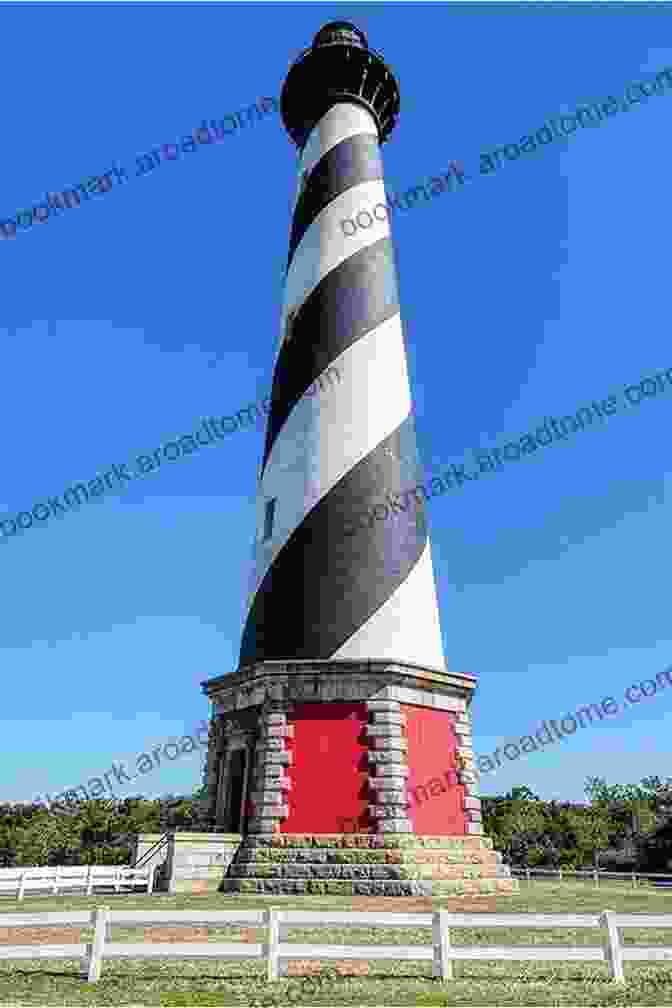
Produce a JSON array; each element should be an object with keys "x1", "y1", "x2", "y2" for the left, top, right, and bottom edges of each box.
[{"x1": 133, "y1": 832, "x2": 170, "y2": 870}]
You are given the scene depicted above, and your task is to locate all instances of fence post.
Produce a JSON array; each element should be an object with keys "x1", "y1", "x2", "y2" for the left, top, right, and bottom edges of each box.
[
  {"x1": 600, "y1": 909, "x2": 624, "y2": 983},
  {"x1": 594, "y1": 870, "x2": 599, "y2": 889},
  {"x1": 147, "y1": 864, "x2": 156, "y2": 895},
  {"x1": 526, "y1": 869, "x2": 531, "y2": 886},
  {"x1": 432, "y1": 909, "x2": 453, "y2": 980},
  {"x1": 558, "y1": 869, "x2": 562, "y2": 881},
  {"x1": 86, "y1": 906, "x2": 110, "y2": 983},
  {"x1": 114, "y1": 867, "x2": 121, "y2": 893},
  {"x1": 52, "y1": 866, "x2": 60, "y2": 896},
  {"x1": 632, "y1": 872, "x2": 637, "y2": 889},
  {"x1": 86, "y1": 865, "x2": 93, "y2": 896},
  {"x1": 265, "y1": 908, "x2": 280, "y2": 981},
  {"x1": 16, "y1": 870, "x2": 26, "y2": 901}
]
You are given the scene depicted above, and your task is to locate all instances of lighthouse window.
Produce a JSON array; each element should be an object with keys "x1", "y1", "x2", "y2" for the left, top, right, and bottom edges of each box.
[{"x1": 262, "y1": 498, "x2": 276, "y2": 542}]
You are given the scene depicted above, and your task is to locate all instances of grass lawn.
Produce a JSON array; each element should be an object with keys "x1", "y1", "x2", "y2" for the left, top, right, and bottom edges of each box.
[{"x1": 0, "y1": 882, "x2": 671, "y2": 1005}]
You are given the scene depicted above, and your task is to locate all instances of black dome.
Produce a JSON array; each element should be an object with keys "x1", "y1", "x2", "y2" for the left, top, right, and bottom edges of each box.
[{"x1": 312, "y1": 22, "x2": 368, "y2": 49}]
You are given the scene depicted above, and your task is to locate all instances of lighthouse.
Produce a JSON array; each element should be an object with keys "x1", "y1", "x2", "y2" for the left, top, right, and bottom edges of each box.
[{"x1": 201, "y1": 22, "x2": 516, "y2": 898}]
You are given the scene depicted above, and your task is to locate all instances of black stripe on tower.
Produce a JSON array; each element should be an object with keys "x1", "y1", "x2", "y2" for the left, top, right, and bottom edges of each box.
[
  {"x1": 239, "y1": 417, "x2": 428, "y2": 665},
  {"x1": 261, "y1": 237, "x2": 399, "y2": 477},
  {"x1": 286, "y1": 133, "x2": 381, "y2": 269}
]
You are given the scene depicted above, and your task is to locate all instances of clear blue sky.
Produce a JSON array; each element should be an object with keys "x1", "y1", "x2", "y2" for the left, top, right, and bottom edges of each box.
[{"x1": 1, "y1": 2, "x2": 670, "y2": 807}]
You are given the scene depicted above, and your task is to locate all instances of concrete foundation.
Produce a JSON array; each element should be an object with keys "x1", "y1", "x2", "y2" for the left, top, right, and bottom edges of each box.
[{"x1": 132, "y1": 832, "x2": 242, "y2": 894}]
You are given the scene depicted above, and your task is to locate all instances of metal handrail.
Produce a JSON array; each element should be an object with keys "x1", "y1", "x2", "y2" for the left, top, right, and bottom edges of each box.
[
  {"x1": 291, "y1": 43, "x2": 390, "y2": 67},
  {"x1": 132, "y1": 832, "x2": 170, "y2": 870}
]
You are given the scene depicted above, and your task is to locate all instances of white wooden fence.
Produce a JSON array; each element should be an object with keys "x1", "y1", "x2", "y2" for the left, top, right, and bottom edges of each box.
[
  {"x1": 0, "y1": 865, "x2": 155, "y2": 900},
  {"x1": 511, "y1": 868, "x2": 672, "y2": 888},
  {"x1": 0, "y1": 906, "x2": 670, "y2": 984}
]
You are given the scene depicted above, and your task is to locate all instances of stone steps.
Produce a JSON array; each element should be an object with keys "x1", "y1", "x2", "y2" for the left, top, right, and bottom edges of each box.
[
  {"x1": 228, "y1": 863, "x2": 434, "y2": 879},
  {"x1": 228, "y1": 859, "x2": 501, "y2": 879},
  {"x1": 221, "y1": 877, "x2": 518, "y2": 896},
  {"x1": 232, "y1": 851, "x2": 501, "y2": 865}
]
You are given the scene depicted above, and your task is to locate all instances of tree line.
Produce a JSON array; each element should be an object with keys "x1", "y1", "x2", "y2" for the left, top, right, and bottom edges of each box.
[
  {"x1": 0, "y1": 776, "x2": 670, "y2": 871},
  {"x1": 482, "y1": 777, "x2": 672, "y2": 873},
  {"x1": 0, "y1": 788, "x2": 210, "y2": 867}
]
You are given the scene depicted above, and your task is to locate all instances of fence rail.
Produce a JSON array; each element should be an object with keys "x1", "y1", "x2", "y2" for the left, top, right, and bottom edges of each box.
[
  {"x1": 510, "y1": 868, "x2": 672, "y2": 888},
  {"x1": 0, "y1": 865, "x2": 155, "y2": 900},
  {"x1": 0, "y1": 906, "x2": 670, "y2": 984}
]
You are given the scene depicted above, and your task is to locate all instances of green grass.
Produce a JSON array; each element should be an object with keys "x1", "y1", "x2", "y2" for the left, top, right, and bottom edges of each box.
[{"x1": 0, "y1": 882, "x2": 671, "y2": 1005}]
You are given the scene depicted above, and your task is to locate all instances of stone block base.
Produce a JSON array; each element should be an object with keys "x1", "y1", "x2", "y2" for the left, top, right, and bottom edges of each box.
[{"x1": 220, "y1": 833, "x2": 518, "y2": 897}]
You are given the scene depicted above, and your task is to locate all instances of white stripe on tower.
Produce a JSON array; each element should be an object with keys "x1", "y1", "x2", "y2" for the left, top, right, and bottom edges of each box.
[{"x1": 239, "y1": 26, "x2": 447, "y2": 672}]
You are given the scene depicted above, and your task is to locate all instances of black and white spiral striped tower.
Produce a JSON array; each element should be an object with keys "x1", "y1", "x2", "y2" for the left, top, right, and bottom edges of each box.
[{"x1": 239, "y1": 21, "x2": 446, "y2": 671}]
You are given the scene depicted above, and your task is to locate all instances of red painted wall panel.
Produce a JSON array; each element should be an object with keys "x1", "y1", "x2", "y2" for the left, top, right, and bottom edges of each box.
[
  {"x1": 403, "y1": 705, "x2": 466, "y2": 835},
  {"x1": 282, "y1": 703, "x2": 369, "y2": 834}
]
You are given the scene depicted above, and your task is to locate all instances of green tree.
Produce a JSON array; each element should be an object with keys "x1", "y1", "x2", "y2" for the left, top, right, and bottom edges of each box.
[
  {"x1": 13, "y1": 811, "x2": 79, "y2": 866},
  {"x1": 504, "y1": 786, "x2": 540, "y2": 801},
  {"x1": 566, "y1": 807, "x2": 612, "y2": 868},
  {"x1": 487, "y1": 800, "x2": 547, "y2": 866}
]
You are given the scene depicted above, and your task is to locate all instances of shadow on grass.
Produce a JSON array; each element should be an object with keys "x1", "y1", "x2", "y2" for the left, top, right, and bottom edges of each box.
[{"x1": 7, "y1": 967, "x2": 89, "y2": 980}]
